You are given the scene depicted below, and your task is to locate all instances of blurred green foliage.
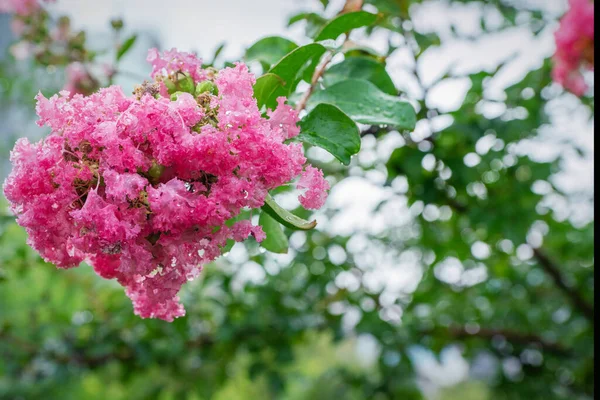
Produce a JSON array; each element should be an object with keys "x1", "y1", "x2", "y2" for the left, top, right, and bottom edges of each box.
[{"x1": 0, "y1": 0, "x2": 594, "y2": 399}]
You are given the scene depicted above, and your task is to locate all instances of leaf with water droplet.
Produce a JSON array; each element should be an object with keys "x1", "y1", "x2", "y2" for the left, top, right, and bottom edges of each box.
[
  {"x1": 323, "y1": 56, "x2": 397, "y2": 95},
  {"x1": 306, "y1": 79, "x2": 416, "y2": 129},
  {"x1": 298, "y1": 103, "x2": 360, "y2": 165}
]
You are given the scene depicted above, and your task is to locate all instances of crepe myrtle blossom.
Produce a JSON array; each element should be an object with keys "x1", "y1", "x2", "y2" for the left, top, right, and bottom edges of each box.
[
  {"x1": 4, "y1": 48, "x2": 329, "y2": 321},
  {"x1": 552, "y1": 0, "x2": 595, "y2": 96}
]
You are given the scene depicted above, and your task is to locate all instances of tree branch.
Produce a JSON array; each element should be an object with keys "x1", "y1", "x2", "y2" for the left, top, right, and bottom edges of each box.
[
  {"x1": 295, "y1": 0, "x2": 361, "y2": 113},
  {"x1": 441, "y1": 195, "x2": 594, "y2": 324},
  {"x1": 340, "y1": 0, "x2": 363, "y2": 14},
  {"x1": 295, "y1": 51, "x2": 334, "y2": 113},
  {"x1": 428, "y1": 324, "x2": 574, "y2": 357},
  {"x1": 533, "y1": 248, "x2": 595, "y2": 323}
]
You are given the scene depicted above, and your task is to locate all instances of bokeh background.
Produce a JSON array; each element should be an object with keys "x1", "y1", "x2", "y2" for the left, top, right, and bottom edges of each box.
[{"x1": 0, "y1": 0, "x2": 594, "y2": 399}]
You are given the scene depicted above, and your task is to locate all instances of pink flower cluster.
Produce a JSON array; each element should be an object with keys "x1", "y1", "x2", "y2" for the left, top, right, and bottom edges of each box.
[
  {"x1": 4, "y1": 48, "x2": 329, "y2": 321},
  {"x1": 0, "y1": 0, "x2": 49, "y2": 16},
  {"x1": 552, "y1": 0, "x2": 595, "y2": 96}
]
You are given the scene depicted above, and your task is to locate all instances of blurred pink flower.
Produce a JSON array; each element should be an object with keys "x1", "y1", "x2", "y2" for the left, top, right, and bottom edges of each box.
[
  {"x1": 63, "y1": 62, "x2": 98, "y2": 96},
  {"x1": 0, "y1": 0, "x2": 50, "y2": 16},
  {"x1": 9, "y1": 40, "x2": 33, "y2": 60},
  {"x1": 552, "y1": 0, "x2": 595, "y2": 96}
]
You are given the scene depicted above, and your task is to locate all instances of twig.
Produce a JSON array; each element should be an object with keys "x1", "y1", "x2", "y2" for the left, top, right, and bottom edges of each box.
[
  {"x1": 295, "y1": 0, "x2": 361, "y2": 113},
  {"x1": 295, "y1": 51, "x2": 334, "y2": 113},
  {"x1": 419, "y1": 324, "x2": 573, "y2": 357},
  {"x1": 340, "y1": 0, "x2": 364, "y2": 14}
]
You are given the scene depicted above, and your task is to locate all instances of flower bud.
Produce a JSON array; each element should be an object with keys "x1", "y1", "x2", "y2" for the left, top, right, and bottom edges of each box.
[
  {"x1": 110, "y1": 18, "x2": 124, "y2": 31},
  {"x1": 163, "y1": 77, "x2": 176, "y2": 94},
  {"x1": 195, "y1": 80, "x2": 219, "y2": 96},
  {"x1": 164, "y1": 73, "x2": 195, "y2": 95},
  {"x1": 148, "y1": 162, "x2": 165, "y2": 180},
  {"x1": 170, "y1": 91, "x2": 186, "y2": 101},
  {"x1": 176, "y1": 74, "x2": 195, "y2": 94}
]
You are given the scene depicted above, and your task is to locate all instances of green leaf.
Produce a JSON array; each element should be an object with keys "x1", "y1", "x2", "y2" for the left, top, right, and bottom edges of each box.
[
  {"x1": 323, "y1": 56, "x2": 396, "y2": 95},
  {"x1": 365, "y1": 0, "x2": 406, "y2": 14},
  {"x1": 261, "y1": 194, "x2": 317, "y2": 231},
  {"x1": 298, "y1": 104, "x2": 360, "y2": 165},
  {"x1": 264, "y1": 43, "x2": 327, "y2": 109},
  {"x1": 245, "y1": 36, "x2": 298, "y2": 69},
  {"x1": 210, "y1": 42, "x2": 226, "y2": 65},
  {"x1": 116, "y1": 34, "x2": 137, "y2": 61},
  {"x1": 253, "y1": 73, "x2": 286, "y2": 109},
  {"x1": 258, "y1": 212, "x2": 289, "y2": 254},
  {"x1": 315, "y1": 11, "x2": 378, "y2": 41},
  {"x1": 307, "y1": 79, "x2": 416, "y2": 129},
  {"x1": 342, "y1": 42, "x2": 386, "y2": 60},
  {"x1": 288, "y1": 12, "x2": 328, "y2": 38}
]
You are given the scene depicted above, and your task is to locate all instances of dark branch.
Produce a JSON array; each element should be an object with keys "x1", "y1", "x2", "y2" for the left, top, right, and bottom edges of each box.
[
  {"x1": 427, "y1": 324, "x2": 574, "y2": 357},
  {"x1": 533, "y1": 248, "x2": 595, "y2": 324}
]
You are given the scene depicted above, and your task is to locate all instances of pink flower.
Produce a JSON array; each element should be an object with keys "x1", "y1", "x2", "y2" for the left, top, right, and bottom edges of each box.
[
  {"x1": 147, "y1": 47, "x2": 205, "y2": 83},
  {"x1": 297, "y1": 166, "x2": 330, "y2": 210},
  {"x1": 267, "y1": 97, "x2": 301, "y2": 140},
  {"x1": 552, "y1": 0, "x2": 595, "y2": 96},
  {"x1": 4, "y1": 49, "x2": 329, "y2": 322},
  {"x1": 9, "y1": 40, "x2": 33, "y2": 60}
]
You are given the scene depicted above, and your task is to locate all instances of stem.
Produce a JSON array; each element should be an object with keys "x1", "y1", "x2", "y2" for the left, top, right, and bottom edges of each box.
[
  {"x1": 295, "y1": 51, "x2": 334, "y2": 113},
  {"x1": 295, "y1": 0, "x2": 360, "y2": 113},
  {"x1": 340, "y1": 0, "x2": 364, "y2": 13}
]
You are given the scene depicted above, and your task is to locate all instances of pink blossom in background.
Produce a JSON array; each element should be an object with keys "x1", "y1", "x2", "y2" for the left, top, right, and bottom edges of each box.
[
  {"x1": 10, "y1": 18, "x2": 26, "y2": 35},
  {"x1": 4, "y1": 48, "x2": 329, "y2": 322},
  {"x1": 0, "y1": 0, "x2": 49, "y2": 16},
  {"x1": 63, "y1": 62, "x2": 97, "y2": 96},
  {"x1": 9, "y1": 40, "x2": 34, "y2": 60},
  {"x1": 552, "y1": 0, "x2": 595, "y2": 96}
]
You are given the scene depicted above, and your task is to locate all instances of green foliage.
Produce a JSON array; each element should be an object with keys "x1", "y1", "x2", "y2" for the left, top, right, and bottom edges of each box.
[
  {"x1": 324, "y1": 55, "x2": 397, "y2": 95},
  {"x1": 308, "y1": 79, "x2": 416, "y2": 129},
  {"x1": 314, "y1": 11, "x2": 378, "y2": 41},
  {"x1": 264, "y1": 43, "x2": 326, "y2": 109},
  {"x1": 116, "y1": 34, "x2": 137, "y2": 61},
  {"x1": 298, "y1": 103, "x2": 361, "y2": 165},
  {"x1": 288, "y1": 12, "x2": 328, "y2": 38},
  {"x1": 252, "y1": 73, "x2": 285, "y2": 109},
  {"x1": 261, "y1": 194, "x2": 317, "y2": 231},
  {"x1": 245, "y1": 36, "x2": 298, "y2": 70},
  {"x1": 258, "y1": 212, "x2": 289, "y2": 254}
]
